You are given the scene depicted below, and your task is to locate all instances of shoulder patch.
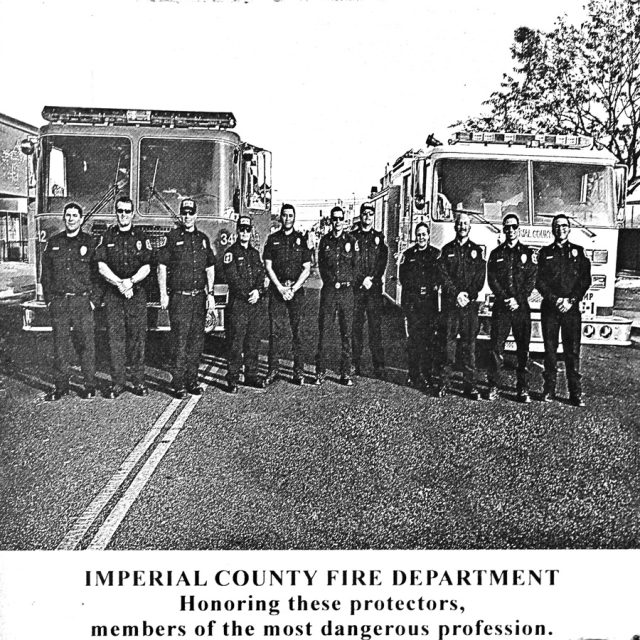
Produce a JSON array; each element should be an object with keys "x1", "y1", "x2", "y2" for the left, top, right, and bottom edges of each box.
[
  {"x1": 532, "y1": 252, "x2": 538, "y2": 264},
  {"x1": 146, "y1": 239, "x2": 152, "y2": 251}
]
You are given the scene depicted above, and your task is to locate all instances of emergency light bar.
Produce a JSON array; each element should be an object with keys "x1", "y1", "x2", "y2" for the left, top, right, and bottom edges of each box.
[
  {"x1": 42, "y1": 106, "x2": 237, "y2": 129},
  {"x1": 453, "y1": 131, "x2": 593, "y2": 149}
]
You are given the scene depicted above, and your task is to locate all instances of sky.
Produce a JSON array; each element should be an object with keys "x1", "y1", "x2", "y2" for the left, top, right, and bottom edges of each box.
[{"x1": 0, "y1": 0, "x2": 586, "y2": 206}]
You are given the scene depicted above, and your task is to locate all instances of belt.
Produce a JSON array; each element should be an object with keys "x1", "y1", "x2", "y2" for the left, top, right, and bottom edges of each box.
[
  {"x1": 176, "y1": 289, "x2": 204, "y2": 296},
  {"x1": 333, "y1": 281, "x2": 352, "y2": 289}
]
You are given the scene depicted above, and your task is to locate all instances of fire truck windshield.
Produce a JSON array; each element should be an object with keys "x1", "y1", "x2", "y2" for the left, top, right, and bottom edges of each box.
[
  {"x1": 434, "y1": 159, "x2": 528, "y2": 223},
  {"x1": 40, "y1": 135, "x2": 131, "y2": 214},
  {"x1": 532, "y1": 162, "x2": 614, "y2": 227},
  {"x1": 139, "y1": 138, "x2": 238, "y2": 218}
]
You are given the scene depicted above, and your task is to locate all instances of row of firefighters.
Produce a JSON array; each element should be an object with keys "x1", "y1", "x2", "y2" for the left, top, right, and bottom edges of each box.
[{"x1": 41, "y1": 196, "x2": 591, "y2": 405}]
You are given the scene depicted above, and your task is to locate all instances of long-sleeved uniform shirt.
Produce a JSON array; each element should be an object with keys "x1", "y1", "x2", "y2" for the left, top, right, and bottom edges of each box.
[
  {"x1": 223, "y1": 241, "x2": 265, "y2": 302},
  {"x1": 438, "y1": 238, "x2": 487, "y2": 308},
  {"x1": 536, "y1": 241, "x2": 591, "y2": 305},
  {"x1": 487, "y1": 241, "x2": 537, "y2": 308}
]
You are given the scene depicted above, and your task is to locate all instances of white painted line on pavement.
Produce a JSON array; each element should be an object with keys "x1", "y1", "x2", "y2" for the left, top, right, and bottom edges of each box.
[
  {"x1": 84, "y1": 363, "x2": 219, "y2": 550},
  {"x1": 57, "y1": 395, "x2": 183, "y2": 550}
]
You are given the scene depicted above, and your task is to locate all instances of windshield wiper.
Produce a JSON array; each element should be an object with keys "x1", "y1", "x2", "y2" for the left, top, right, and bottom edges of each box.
[
  {"x1": 454, "y1": 208, "x2": 501, "y2": 234},
  {"x1": 146, "y1": 158, "x2": 184, "y2": 229},
  {"x1": 81, "y1": 156, "x2": 129, "y2": 229},
  {"x1": 536, "y1": 213, "x2": 596, "y2": 238}
]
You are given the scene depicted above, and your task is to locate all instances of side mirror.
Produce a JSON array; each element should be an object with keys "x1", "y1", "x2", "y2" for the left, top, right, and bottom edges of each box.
[
  {"x1": 614, "y1": 164, "x2": 628, "y2": 210},
  {"x1": 412, "y1": 158, "x2": 426, "y2": 210}
]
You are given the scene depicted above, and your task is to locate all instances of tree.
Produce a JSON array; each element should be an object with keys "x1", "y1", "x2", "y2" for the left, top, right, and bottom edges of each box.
[{"x1": 456, "y1": 0, "x2": 640, "y2": 187}]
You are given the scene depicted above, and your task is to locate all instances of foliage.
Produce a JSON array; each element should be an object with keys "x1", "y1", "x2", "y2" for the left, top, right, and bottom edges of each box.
[{"x1": 456, "y1": 0, "x2": 640, "y2": 187}]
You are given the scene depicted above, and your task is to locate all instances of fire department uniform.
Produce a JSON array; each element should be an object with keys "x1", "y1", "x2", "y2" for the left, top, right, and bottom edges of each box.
[
  {"x1": 41, "y1": 230, "x2": 98, "y2": 395},
  {"x1": 351, "y1": 224, "x2": 388, "y2": 374},
  {"x1": 95, "y1": 226, "x2": 152, "y2": 389},
  {"x1": 399, "y1": 243, "x2": 441, "y2": 385},
  {"x1": 316, "y1": 232, "x2": 359, "y2": 378},
  {"x1": 487, "y1": 241, "x2": 537, "y2": 393},
  {"x1": 438, "y1": 238, "x2": 487, "y2": 391},
  {"x1": 158, "y1": 226, "x2": 215, "y2": 391},
  {"x1": 263, "y1": 228, "x2": 312, "y2": 378},
  {"x1": 536, "y1": 240, "x2": 591, "y2": 398},
  {"x1": 223, "y1": 239, "x2": 266, "y2": 385}
]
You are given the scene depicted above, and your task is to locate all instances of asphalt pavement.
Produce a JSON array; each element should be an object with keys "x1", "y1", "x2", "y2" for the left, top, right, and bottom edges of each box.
[{"x1": 0, "y1": 282, "x2": 639, "y2": 550}]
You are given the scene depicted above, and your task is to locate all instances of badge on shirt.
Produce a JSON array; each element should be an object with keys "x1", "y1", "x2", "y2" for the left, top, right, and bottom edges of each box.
[
  {"x1": 80, "y1": 246, "x2": 87, "y2": 256},
  {"x1": 572, "y1": 249, "x2": 578, "y2": 258},
  {"x1": 345, "y1": 242, "x2": 351, "y2": 252},
  {"x1": 471, "y1": 249, "x2": 477, "y2": 259},
  {"x1": 137, "y1": 240, "x2": 142, "y2": 251},
  {"x1": 296, "y1": 238, "x2": 301, "y2": 246},
  {"x1": 375, "y1": 236, "x2": 380, "y2": 246},
  {"x1": 521, "y1": 253, "x2": 527, "y2": 264},
  {"x1": 224, "y1": 253, "x2": 232, "y2": 264}
]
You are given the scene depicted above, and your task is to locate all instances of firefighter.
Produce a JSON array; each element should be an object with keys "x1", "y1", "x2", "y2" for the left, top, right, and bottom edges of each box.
[
  {"x1": 400, "y1": 222, "x2": 440, "y2": 391},
  {"x1": 41, "y1": 202, "x2": 98, "y2": 400},
  {"x1": 263, "y1": 203, "x2": 312, "y2": 386},
  {"x1": 536, "y1": 214, "x2": 591, "y2": 406},
  {"x1": 399, "y1": 222, "x2": 440, "y2": 390},
  {"x1": 351, "y1": 202, "x2": 388, "y2": 379},
  {"x1": 437, "y1": 211, "x2": 486, "y2": 399},
  {"x1": 157, "y1": 199, "x2": 216, "y2": 399},
  {"x1": 315, "y1": 206, "x2": 358, "y2": 386},
  {"x1": 223, "y1": 215, "x2": 266, "y2": 393},
  {"x1": 486, "y1": 213, "x2": 537, "y2": 403},
  {"x1": 95, "y1": 196, "x2": 152, "y2": 398}
]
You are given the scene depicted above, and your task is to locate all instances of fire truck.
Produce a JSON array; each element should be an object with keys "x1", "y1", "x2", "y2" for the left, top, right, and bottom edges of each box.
[
  {"x1": 369, "y1": 131, "x2": 633, "y2": 349},
  {"x1": 20, "y1": 106, "x2": 272, "y2": 334}
]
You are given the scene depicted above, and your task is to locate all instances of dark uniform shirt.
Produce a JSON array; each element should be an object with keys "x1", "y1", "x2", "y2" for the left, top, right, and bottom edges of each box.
[
  {"x1": 318, "y1": 232, "x2": 358, "y2": 286},
  {"x1": 438, "y1": 238, "x2": 486, "y2": 307},
  {"x1": 487, "y1": 241, "x2": 537, "y2": 308},
  {"x1": 223, "y1": 241, "x2": 265, "y2": 301},
  {"x1": 262, "y1": 228, "x2": 312, "y2": 285},
  {"x1": 399, "y1": 244, "x2": 440, "y2": 306},
  {"x1": 157, "y1": 227, "x2": 215, "y2": 292},
  {"x1": 41, "y1": 231, "x2": 97, "y2": 304},
  {"x1": 94, "y1": 225, "x2": 152, "y2": 280},
  {"x1": 536, "y1": 241, "x2": 591, "y2": 305},
  {"x1": 351, "y1": 225, "x2": 388, "y2": 288}
]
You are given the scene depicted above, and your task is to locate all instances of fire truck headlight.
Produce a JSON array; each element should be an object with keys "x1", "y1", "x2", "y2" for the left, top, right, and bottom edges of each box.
[
  {"x1": 583, "y1": 324, "x2": 595, "y2": 338},
  {"x1": 599, "y1": 325, "x2": 613, "y2": 339}
]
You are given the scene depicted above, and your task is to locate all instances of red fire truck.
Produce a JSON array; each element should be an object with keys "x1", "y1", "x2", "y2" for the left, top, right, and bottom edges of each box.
[{"x1": 21, "y1": 106, "x2": 272, "y2": 334}]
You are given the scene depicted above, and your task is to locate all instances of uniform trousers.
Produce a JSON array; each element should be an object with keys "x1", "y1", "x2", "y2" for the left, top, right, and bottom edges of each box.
[
  {"x1": 104, "y1": 288, "x2": 147, "y2": 387},
  {"x1": 268, "y1": 289, "x2": 305, "y2": 376},
  {"x1": 487, "y1": 304, "x2": 531, "y2": 391},
  {"x1": 50, "y1": 295, "x2": 96, "y2": 390},
  {"x1": 352, "y1": 288, "x2": 384, "y2": 370},
  {"x1": 441, "y1": 301, "x2": 480, "y2": 388},
  {"x1": 404, "y1": 297, "x2": 439, "y2": 382},
  {"x1": 541, "y1": 301, "x2": 582, "y2": 396},
  {"x1": 316, "y1": 286, "x2": 354, "y2": 375},
  {"x1": 169, "y1": 292, "x2": 206, "y2": 389},
  {"x1": 227, "y1": 298, "x2": 263, "y2": 382}
]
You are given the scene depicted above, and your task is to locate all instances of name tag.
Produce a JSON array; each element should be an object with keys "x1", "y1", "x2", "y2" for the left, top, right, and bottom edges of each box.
[
  {"x1": 176, "y1": 241, "x2": 184, "y2": 246},
  {"x1": 496, "y1": 258, "x2": 504, "y2": 262},
  {"x1": 107, "y1": 243, "x2": 115, "y2": 248},
  {"x1": 52, "y1": 246, "x2": 60, "y2": 251}
]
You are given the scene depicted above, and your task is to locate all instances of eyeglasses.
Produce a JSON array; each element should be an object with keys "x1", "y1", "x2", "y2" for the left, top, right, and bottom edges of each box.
[
  {"x1": 331, "y1": 217, "x2": 344, "y2": 222},
  {"x1": 503, "y1": 224, "x2": 519, "y2": 230},
  {"x1": 555, "y1": 223, "x2": 570, "y2": 229},
  {"x1": 116, "y1": 208, "x2": 133, "y2": 214},
  {"x1": 361, "y1": 210, "x2": 374, "y2": 215},
  {"x1": 238, "y1": 225, "x2": 251, "y2": 232},
  {"x1": 181, "y1": 211, "x2": 196, "y2": 216}
]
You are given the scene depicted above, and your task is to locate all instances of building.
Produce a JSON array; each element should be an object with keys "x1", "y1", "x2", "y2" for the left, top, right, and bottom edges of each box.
[{"x1": 0, "y1": 112, "x2": 37, "y2": 299}]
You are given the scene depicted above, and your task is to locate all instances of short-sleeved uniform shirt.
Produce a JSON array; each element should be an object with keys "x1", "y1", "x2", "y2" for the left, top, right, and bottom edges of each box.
[{"x1": 157, "y1": 227, "x2": 215, "y2": 292}]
